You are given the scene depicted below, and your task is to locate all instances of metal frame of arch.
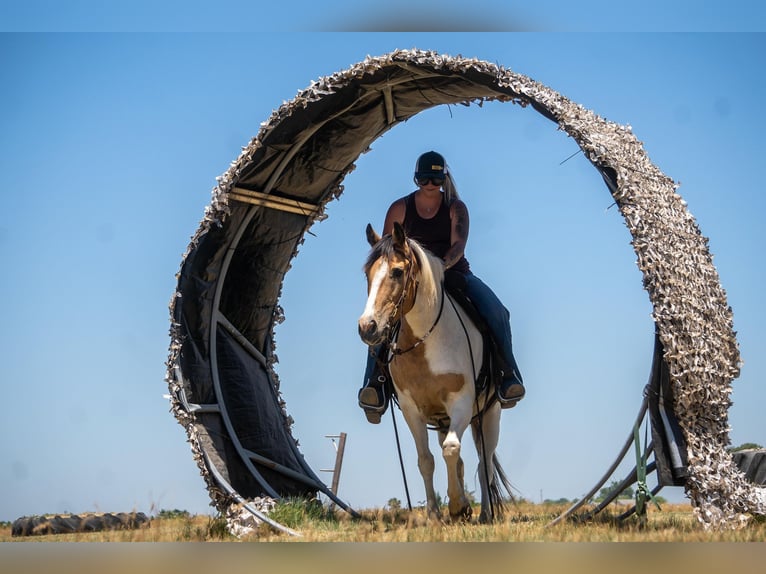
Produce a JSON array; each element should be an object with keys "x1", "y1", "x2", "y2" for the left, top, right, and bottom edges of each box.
[{"x1": 166, "y1": 49, "x2": 765, "y2": 532}]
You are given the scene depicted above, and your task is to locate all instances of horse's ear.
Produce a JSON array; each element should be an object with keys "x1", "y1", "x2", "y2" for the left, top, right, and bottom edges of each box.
[
  {"x1": 392, "y1": 221, "x2": 406, "y2": 247},
  {"x1": 366, "y1": 223, "x2": 380, "y2": 247}
]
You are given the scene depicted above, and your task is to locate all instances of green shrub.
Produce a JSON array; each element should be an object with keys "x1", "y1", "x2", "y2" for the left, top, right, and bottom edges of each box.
[{"x1": 267, "y1": 497, "x2": 336, "y2": 529}]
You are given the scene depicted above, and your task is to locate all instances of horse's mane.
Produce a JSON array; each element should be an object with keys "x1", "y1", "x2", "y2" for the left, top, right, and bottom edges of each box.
[
  {"x1": 407, "y1": 239, "x2": 443, "y2": 308},
  {"x1": 364, "y1": 235, "x2": 443, "y2": 308}
]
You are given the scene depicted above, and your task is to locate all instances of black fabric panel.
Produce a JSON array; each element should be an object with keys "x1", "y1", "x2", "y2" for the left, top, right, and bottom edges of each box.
[
  {"x1": 599, "y1": 166, "x2": 619, "y2": 197},
  {"x1": 528, "y1": 99, "x2": 560, "y2": 123},
  {"x1": 219, "y1": 207, "x2": 304, "y2": 350},
  {"x1": 175, "y1": 218, "x2": 232, "y2": 341},
  {"x1": 275, "y1": 100, "x2": 389, "y2": 199},
  {"x1": 174, "y1": 209, "x2": 249, "y2": 404},
  {"x1": 733, "y1": 450, "x2": 766, "y2": 485},
  {"x1": 175, "y1": 317, "x2": 215, "y2": 405},
  {"x1": 647, "y1": 334, "x2": 689, "y2": 486},
  {"x1": 235, "y1": 84, "x2": 366, "y2": 191},
  {"x1": 215, "y1": 325, "x2": 314, "y2": 498},
  {"x1": 195, "y1": 414, "x2": 233, "y2": 483}
]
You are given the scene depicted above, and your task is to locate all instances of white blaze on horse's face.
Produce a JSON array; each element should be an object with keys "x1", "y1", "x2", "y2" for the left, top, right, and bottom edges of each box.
[{"x1": 358, "y1": 253, "x2": 408, "y2": 346}]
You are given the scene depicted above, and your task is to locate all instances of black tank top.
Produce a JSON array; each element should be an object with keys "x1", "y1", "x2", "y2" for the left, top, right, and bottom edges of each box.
[{"x1": 402, "y1": 192, "x2": 470, "y2": 274}]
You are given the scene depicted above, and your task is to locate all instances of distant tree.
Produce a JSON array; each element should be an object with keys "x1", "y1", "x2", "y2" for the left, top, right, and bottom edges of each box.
[
  {"x1": 594, "y1": 480, "x2": 634, "y2": 503},
  {"x1": 157, "y1": 509, "x2": 191, "y2": 519},
  {"x1": 387, "y1": 498, "x2": 401, "y2": 511},
  {"x1": 543, "y1": 497, "x2": 571, "y2": 505},
  {"x1": 729, "y1": 442, "x2": 764, "y2": 452}
]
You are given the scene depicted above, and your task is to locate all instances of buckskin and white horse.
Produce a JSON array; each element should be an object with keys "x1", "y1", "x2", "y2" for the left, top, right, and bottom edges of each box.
[{"x1": 358, "y1": 222, "x2": 513, "y2": 523}]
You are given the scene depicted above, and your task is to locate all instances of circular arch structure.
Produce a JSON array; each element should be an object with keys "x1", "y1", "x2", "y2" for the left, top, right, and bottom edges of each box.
[{"x1": 166, "y1": 49, "x2": 765, "y2": 530}]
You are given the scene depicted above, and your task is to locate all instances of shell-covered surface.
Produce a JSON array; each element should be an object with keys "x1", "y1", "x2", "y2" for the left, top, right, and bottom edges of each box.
[{"x1": 167, "y1": 49, "x2": 763, "y2": 530}]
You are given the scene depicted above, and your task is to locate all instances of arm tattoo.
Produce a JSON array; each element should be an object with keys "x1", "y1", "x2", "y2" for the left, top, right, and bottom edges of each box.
[
  {"x1": 444, "y1": 202, "x2": 469, "y2": 268},
  {"x1": 453, "y1": 203, "x2": 468, "y2": 240}
]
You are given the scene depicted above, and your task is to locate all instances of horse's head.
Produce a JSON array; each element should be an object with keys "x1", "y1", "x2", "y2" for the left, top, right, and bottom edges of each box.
[{"x1": 358, "y1": 222, "x2": 419, "y2": 346}]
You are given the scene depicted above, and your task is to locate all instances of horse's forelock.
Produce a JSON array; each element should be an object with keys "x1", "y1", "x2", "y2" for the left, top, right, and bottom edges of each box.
[
  {"x1": 363, "y1": 234, "x2": 410, "y2": 274},
  {"x1": 363, "y1": 235, "x2": 394, "y2": 275},
  {"x1": 364, "y1": 235, "x2": 442, "y2": 307}
]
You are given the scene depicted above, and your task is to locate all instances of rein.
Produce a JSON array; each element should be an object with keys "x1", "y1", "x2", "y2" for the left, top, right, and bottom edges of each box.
[
  {"x1": 390, "y1": 280, "x2": 446, "y2": 356},
  {"x1": 379, "y1": 245, "x2": 496, "y2": 518},
  {"x1": 381, "y1": 241, "x2": 447, "y2": 358},
  {"x1": 448, "y1": 294, "x2": 498, "y2": 520}
]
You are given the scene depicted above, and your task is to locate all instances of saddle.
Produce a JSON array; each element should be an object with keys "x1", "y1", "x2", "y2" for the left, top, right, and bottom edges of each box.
[
  {"x1": 442, "y1": 270, "x2": 503, "y2": 398},
  {"x1": 369, "y1": 271, "x2": 504, "y2": 414}
]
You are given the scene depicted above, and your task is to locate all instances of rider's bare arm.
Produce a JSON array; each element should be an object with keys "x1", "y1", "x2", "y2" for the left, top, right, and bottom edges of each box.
[
  {"x1": 444, "y1": 200, "x2": 469, "y2": 269},
  {"x1": 382, "y1": 198, "x2": 406, "y2": 235}
]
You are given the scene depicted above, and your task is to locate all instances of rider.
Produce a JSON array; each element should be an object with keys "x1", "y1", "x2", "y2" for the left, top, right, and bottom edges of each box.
[{"x1": 358, "y1": 150, "x2": 525, "y2": 423}]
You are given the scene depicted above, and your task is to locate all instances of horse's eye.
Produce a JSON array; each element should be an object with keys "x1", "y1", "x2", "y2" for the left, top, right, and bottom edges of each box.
[{"x1": 390, "y1": 268, "x2": 404, "y2": 279}]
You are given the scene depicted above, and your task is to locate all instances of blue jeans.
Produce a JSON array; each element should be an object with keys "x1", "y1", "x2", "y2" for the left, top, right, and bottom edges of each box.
[
  {"x1": 463, "y1": 272, "x2": 523, "y2": 384},
  {"x1": 362, "y1": 343, "x2": 387, "y2": 388}
]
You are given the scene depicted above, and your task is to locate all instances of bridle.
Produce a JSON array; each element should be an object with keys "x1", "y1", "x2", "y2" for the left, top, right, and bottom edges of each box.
[
  {"x1": 390, "y1": 281, "x2": 445, "y2": 356},
  {"x1": 372, "y1": 237, "x2": 501, "y2": 521},
  {"x1": 384, "y1": 242, "x2": 446, "y2": 357}
]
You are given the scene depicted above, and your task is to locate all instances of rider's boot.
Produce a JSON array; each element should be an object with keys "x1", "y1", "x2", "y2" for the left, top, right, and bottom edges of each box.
[
  {"x1": 358, "y1": 346, "x2": 390, "y2": 424},
  {"x1": 495, "y1": 352, "x2": 525, "y2": 409}
]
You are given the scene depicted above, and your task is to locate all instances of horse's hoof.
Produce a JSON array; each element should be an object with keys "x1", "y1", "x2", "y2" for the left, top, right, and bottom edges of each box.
[
  {"x1": 427, "y1": 509, "x2": 443, "y2": 523},
  {"x1": 450, "y1": 505, "x2": 473, "y2": 523}
]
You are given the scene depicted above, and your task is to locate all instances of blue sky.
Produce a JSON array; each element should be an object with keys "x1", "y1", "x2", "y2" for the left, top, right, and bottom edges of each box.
[
  {"x1": 1, "y1": 27, "x2": 765, "y2": 522},
  {"x1": 1, "y1": 1, "x2": 765, "y2": 31}
]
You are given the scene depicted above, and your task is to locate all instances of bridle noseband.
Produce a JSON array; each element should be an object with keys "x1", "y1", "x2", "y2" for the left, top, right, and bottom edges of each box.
[{"x1": 385, "y1": 244, "x2": 445, "y2": 357}]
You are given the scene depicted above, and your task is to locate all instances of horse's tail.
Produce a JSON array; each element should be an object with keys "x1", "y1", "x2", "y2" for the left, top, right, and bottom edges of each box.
[{"x1": 487, "y1": 454, "x2": 516, "y2": 521}]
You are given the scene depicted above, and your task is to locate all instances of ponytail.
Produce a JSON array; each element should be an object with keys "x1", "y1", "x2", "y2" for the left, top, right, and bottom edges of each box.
[{"x1": 442, "y1": 165, "x2": 460, "y2": 205}]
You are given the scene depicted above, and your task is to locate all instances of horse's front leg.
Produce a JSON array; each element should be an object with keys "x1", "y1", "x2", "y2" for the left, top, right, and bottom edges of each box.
[
  {"x1": 441, "y1": 402, "x2": 473, "y2": 522},
  {"x1": 400, "y1": 405, "x2": 441, "y2": 521}
]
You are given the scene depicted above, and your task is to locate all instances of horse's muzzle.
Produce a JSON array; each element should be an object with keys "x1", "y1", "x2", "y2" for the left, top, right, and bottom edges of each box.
[{"x1": 358, "y1": 317, "x2": 386, "y2": 346}]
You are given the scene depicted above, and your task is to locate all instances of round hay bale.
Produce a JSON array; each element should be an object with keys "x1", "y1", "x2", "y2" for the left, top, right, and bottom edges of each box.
[{"x1": 11, "y1": 512, "x2": 149, "y2": 537}]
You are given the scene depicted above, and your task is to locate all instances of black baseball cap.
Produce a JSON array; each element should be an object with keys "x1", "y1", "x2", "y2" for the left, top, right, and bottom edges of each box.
[{"x1": 414, "y1": 151, "x2": 446, "y2": 178}]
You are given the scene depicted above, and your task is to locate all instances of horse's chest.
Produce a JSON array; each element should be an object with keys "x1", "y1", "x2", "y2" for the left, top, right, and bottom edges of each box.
[{"x1": 390, "y1": 347, "x2": 467, "y2": 418}]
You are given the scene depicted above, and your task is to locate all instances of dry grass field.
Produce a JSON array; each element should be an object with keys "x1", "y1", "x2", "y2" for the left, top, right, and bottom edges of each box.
[
  {"x1": 4, "y1": 502, "x2": 766, "y2": 574},
  {"x1": 3, "y1": 500, "x2": 765, "y2": 542}
]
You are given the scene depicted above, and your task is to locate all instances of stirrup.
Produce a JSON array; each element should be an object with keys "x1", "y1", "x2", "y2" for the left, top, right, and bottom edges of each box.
[
  {"x1": 497, "y1": 379, "x2": 525, "y2": 409},
  {"x1": 363, "y1": 409, "x2": 383, "y2": 424},
  {"x1": 358, "y1": 377, "x2": 388, "y2": 424}
]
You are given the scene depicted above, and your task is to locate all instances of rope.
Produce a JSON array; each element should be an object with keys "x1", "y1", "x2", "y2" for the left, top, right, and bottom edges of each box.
[
  {"x1": 386, "y1": 268, "x2": 491, "y2": 516},
  {"x1": 447, "y1": 294, "x2": 496, "y2": 520},
  {"x1": 390, "y1": 402, "x2": 413, "y2": 511}
]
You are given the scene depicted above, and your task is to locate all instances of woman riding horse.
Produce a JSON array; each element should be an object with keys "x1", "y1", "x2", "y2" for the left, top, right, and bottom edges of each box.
[
  {"x1": 358, "y1": 150, "x2": 525, "y2": 424},
  {"x1": 359, "y1": 221, "x2": 514, "y2": 522}
]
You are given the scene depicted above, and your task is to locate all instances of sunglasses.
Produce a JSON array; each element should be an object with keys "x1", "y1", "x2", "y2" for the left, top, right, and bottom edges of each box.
[{"x1": 415, "y1": 176, "x2": 445, "y2": 187}]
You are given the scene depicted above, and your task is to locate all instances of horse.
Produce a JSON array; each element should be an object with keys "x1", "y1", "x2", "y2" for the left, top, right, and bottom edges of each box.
[{"x1": 358, "y1": 221, "x2": 513, "y2": 523}]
